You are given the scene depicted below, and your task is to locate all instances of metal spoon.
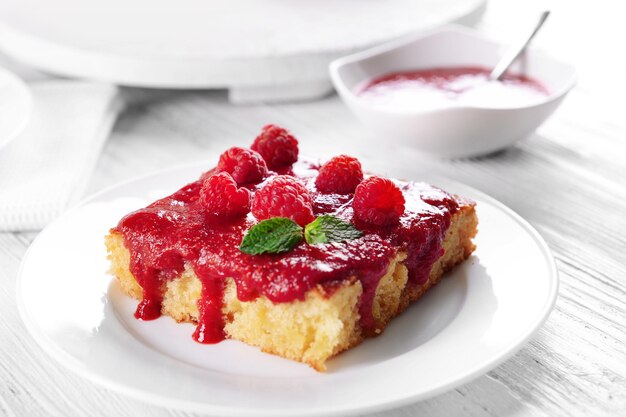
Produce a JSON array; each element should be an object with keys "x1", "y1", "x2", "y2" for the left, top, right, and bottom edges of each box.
[{"x1": 489, "y1": 10, "x2": 551, "y2": 81}]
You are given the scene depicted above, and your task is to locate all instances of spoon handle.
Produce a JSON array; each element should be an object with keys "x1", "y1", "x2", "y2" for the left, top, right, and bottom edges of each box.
[{"x1": 489, "y1": 10, "x2": 551, "y2": 81}]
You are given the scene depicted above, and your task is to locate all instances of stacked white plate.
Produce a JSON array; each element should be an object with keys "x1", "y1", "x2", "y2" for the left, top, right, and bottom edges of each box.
[{"x1": 0, "y1": 0, "x2": 486, "y2": 102}]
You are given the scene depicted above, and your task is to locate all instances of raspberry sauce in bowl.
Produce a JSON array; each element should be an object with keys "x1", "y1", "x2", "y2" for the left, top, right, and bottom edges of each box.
[
  {"x1": 355, "y1": 66, "x2": 549, "y2": 111},
  {"x1": 329, "y1": 25, "x2": 576, "y2": 157}
]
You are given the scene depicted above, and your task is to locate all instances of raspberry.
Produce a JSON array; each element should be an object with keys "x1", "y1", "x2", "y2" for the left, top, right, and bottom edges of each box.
[
  {"x1": 252, "y1": 175, "x2": 315, "y2": 226},
  {"x1": 217, "y1": 147, "x2": 267, "y2": 185},
  {"x1": 315, "y1": 155, "x2": 363, "y2": 194},
  {"x1": 353, "y1": 176, "x2": 405, "y2": 226},
  {"x1": 251, "y1": 125, "x2": 299, "y2": 170},
  {"x1": 199, "y1": 172, "x2": 251, "y2": 217}
]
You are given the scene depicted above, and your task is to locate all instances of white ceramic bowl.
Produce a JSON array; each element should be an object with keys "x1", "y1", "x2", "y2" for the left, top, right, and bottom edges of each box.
[{"x1": 329, "y1": 25, "x2": 576, "y2": 158}]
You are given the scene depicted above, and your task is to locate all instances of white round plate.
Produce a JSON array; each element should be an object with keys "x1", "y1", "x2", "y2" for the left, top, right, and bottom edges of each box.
[
  {"x1": 0, "y1": 0, "x2": 485, "y2": 97},
  {"x1": 0, "y1": 66, "x2": 31, "y2": 150},
  {"x1": 17, "y1": 164, "x2": 558, "y2": 416}
]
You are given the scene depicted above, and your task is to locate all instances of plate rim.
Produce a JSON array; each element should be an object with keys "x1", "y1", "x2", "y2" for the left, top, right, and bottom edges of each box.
[{"x1": 16, "y1": 162, "x2": 559, "y2": 417}]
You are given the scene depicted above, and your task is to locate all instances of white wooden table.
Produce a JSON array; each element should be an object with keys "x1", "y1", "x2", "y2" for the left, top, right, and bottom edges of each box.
[{"x1": 1, "y1": 1, "x2": 625, "y2": 416}]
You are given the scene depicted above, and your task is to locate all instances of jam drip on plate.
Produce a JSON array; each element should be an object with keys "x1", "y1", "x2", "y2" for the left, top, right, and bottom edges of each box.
[{"x1": 114, "y1": 159, "x2": 458, "y2": 343}]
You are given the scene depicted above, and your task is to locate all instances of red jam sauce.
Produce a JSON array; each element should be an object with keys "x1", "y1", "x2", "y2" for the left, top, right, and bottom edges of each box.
[
  {"x1": 356, "y1": 66, "x2": 549, "y2": 110},
  {"x1": 113, "y1": 159, "x2": 459, "y2": 343}
]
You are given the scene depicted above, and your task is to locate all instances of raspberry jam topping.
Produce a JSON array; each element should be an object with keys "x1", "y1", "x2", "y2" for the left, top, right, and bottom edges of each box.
[{"x1": 114, "y1": 158, "x2": 459, "y2": 343}]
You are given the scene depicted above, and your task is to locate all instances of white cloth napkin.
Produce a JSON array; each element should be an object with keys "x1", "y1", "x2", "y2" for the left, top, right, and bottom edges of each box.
[{"x1": 0, "y1": 81, "x2": 121, "y2": 231}]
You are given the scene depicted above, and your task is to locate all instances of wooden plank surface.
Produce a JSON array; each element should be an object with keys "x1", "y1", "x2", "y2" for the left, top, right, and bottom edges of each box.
[{"x1": 1, "y1": 0, "x2": 625, "y2": 416}]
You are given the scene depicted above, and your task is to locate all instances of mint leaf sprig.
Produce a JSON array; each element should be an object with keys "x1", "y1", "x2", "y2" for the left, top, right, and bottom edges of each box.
[
  {"x1": 239, "y1": 217, "x2": 304, "y2": 255},
  {"x1": 304, "y1": 215, "x2": 363, "y2": 245},
  {"x1": 239, "y1": 215, "x2": 363, "y2": 255}
]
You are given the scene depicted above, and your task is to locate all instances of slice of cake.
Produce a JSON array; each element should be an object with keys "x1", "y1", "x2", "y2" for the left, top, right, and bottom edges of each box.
[{"x1": 106, "y1": 124, "x2": 477, "y2": 371}]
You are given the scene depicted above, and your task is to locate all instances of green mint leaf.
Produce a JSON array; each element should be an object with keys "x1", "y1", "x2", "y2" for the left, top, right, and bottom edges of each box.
[
  {"x1": 240, "y1": 218, "x2": 303, "y2": 255},
  {"x1": 304, "y1": 215, "x2": 363, "y2": 245}
]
